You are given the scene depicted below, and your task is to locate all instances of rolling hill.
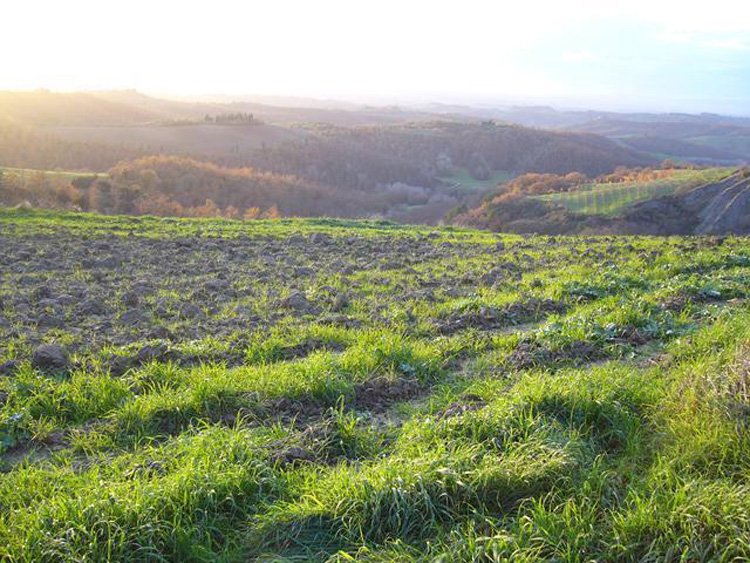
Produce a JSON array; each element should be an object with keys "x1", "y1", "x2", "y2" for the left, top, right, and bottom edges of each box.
[
  {"x1": 534, "y1": 167, "x2": 733, "y2": 215},
  {"x1": 420, "y1": 104, "x2": 750, "y2": 164},
  {"x1": 0, "y1": 91, "x2": 660, "y2": 223},
  {"x1": 452, "y1": 167, "x2": 750, "y2": 235}
]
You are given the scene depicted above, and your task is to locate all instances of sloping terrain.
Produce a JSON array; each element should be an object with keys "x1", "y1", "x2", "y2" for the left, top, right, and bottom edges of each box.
[
  {"x1": 615, "y1": 135, "x2": 743, "y2": 163},
  {"x1": 0, "y1": 117, "x2": 141, "y2": 171},
  {"x1": 94, "y1": 90, "x2": 450, "y2": 126},
  {"x1": 1, "y1": 210, "x2": 750, "y2": 560},
  {"x1": 0, "y1": 91, "x2": 165, "y2": 126},
  {"x1": 627, "y1": 169, "x2": 750, "y2": 234},
  {"x1": 44, "y1": 123, "x2": 305, "y2": 157},
  {"x1": 536, "y1": 167, "x2": 732, "y2": 215},
  {"x1": 1, "y1": 93, "x2": 656, "y2": 224},
  {"x1": 1, "y1": 91, "x2": 653, "y2": 179},
  {"x1": 455, "y1": 168, "x2": 750, "y2": 235},
  {"x1": 432, "y1": 105, "x2": 750, "y2": 163},
  {"x1": 568, "y1": 118, "x2": 750, "y2": 162},
  {"x1": 245, "y1": 122, "x2": 653, "y2": 190}
]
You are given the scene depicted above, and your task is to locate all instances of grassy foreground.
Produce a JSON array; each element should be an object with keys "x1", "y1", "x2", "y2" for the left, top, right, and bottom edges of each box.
[{"x1": 1, "y1": 209, "x2": 750, "y2": 561}]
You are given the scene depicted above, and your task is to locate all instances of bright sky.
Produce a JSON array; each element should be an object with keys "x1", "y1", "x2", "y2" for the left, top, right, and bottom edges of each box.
[{"x1": 3, "y1": 0, "x2": 749, "y2": 113}]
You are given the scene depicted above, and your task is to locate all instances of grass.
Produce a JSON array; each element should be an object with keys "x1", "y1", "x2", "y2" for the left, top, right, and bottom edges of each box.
[
  {"x1": 1, "y1": 208, "x2": 750, "y2": 560},
  {"x1": 535, "y1": 167, "x2": 733, "y2": 215},
  {"x1": 0, "y1": 166, "x2": 104, "y2": 180}
]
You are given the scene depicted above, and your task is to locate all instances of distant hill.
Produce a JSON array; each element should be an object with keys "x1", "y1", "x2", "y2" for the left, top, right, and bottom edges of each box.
[
  {"x1": 0, "y1": 90, "x2": 674, "y2": 223},
  {"x1": 568, "y1": 117, "x2": 750, "y2": 140},
  {"x1": 0, "y1": 117, "x2": 141, "y2": 171},
  {"x1": 44, "y1": 123, "x2": 306, "y2": 158},
  {"x1": 246, "y1": 121, "x2": 654, "y2": 190},
  {"x1": 0, "y1": 91, "x2": 164, "y2": 126},
  {"x1": 614, "y1": 136, "x2": 743, "y2": 162},
  {"x1": 418, "y1": 104, "x2": 750, "y2": 164},
  {"x1": 0, "y1": 90, "x2": 446, "y2": 128}
]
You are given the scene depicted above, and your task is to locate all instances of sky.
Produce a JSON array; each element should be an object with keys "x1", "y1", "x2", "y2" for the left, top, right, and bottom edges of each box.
[{"x1": 2, "y1": 0, "x2": 749, "y2": 114}]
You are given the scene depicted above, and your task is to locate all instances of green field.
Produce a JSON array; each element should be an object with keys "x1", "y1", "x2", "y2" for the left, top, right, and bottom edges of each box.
[
  {"x1": 1, "y1": 209, "x2": 750, "y2": 560},
  {"x1": 0, "y1": 166, "x2": 104, "y2": 180},
  {"x1": 535, "y1": 167, "x2": 733, "y2": 215}
]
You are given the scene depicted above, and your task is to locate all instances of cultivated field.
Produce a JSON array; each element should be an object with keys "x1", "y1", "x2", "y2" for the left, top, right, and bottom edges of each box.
[
  {"x1": 0, "y1": 166, "x2": 103, "y2": 181},
  {"x1": 1, "y1": 209, "x2": 750, "y2": 560},
  {"x1": 536, "y1": 167, "x2": 733, "y2": 215}
]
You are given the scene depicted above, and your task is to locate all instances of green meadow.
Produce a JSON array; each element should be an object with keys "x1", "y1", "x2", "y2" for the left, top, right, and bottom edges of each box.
[{"x1": 0, "y1": 209, "x2": 749, "y2": 560}]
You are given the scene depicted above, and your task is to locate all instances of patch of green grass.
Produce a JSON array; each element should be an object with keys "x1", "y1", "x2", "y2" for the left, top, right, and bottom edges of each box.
[
  {"x1": 1, "y1": 208, "x2": 750, "y2": 560},
  {"x1": 0, "y1": 166, "x2": 104, "y2": 180}
]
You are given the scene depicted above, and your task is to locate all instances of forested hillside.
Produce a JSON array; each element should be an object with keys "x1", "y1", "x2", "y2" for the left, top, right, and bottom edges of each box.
[
  {"x1": 0, "y1": 157, "x2": 380, "y2": 219},
  {"x1": 103, "y1": 156, "x2": 382, "y2": 218},
  {"x1": 243, "y1": 122, "x2": 652, "y2": 190},
  {"x1": 0, "y1": 93, "x2": 657, "y2": 223}
]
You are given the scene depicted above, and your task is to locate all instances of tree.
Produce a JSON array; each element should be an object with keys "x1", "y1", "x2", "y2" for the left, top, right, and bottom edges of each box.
[
  {"x1": 193, "y1": 198, "x2": 220, "y2": 217},
  {"x1": 261, "y1": 204, "x2": 280, "y2": 219},
  {"x1": 88, "y1": 180, "x2": 114, "y2": 213},
  {"x1": 243, "y1": 207, "x2": 261, "y2": 220}
]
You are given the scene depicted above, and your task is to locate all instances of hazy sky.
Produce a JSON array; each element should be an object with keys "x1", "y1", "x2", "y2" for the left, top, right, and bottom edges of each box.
[{"x1": 3, "y1": 0, "x2": 749, "y2": 114}]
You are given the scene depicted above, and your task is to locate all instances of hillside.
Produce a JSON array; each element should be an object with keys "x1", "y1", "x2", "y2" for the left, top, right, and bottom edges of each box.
[
  {"x1": 452, "y1": 167, "x2": 750, "y2": 235},
  {"x1": 568, "y1": 118, "x2": 750, "y2": 163},
  {"x1": 425, "y1": 105, "x2": 750, "y2": 163},
  {"x1": 615, "y1": 135, "x2": 744, "y2": 163},
  {"x1": 44, "y1": 123, "x2": 305, "y2": 158},
  {"x1": 535, "y1": 167, "x2": 733, "y2": 215},
  {"x1": 245, "y1": 121, "x2": 653, "y2": 191},
  {"x1": 625, "y1": 168, "x2": 750, "y2": 234},
  {"x1": 1, "y1": 209, "x2": 750, "y2": 560},
  {"x1": 0, "y1": 90, "x2": 445, "y2": 128},
  {"x1": 0, "y1": 156, "x2": 388, "y2": 218},
  {"x1": 0, "y1": 117, "x2": 141, "y2": 171},
  {"x1": 0, "y1": 92, "x2": 658, "y2": 223},
  {"x1": 0, "y1": 91, "x2": 164, "y2": 126},
  {"x1": 104, "y1": 156, "x2": 385, "y2": 217},
  {"x1": 4, "y1": 91, "x2": 747, "y2": 167}
]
